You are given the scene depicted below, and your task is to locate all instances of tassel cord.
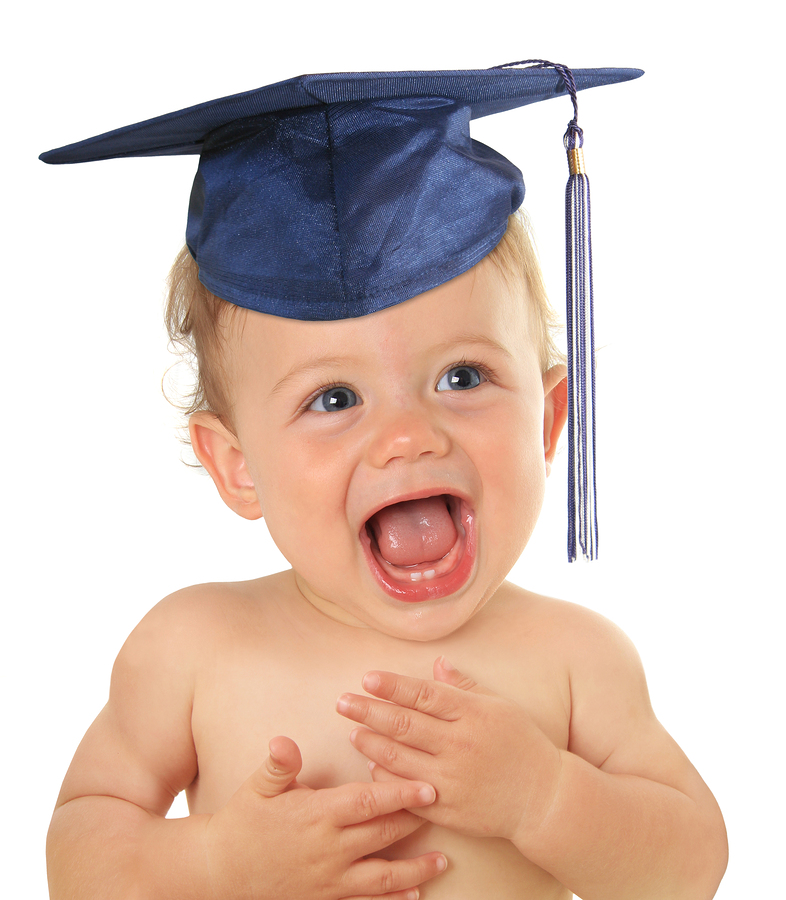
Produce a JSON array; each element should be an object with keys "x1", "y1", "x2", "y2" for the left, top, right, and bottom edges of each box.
[
  {"x1": 566, "y1": 170, "x2": 598, "y2": 560},
  {"x1": 494, "y1": 58, "x2": 599, "y2": 561}
]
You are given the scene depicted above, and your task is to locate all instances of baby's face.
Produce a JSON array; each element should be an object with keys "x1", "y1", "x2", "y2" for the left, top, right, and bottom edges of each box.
[{"x1": 217, "y1": 260, "x2": 564, "y2": 641}]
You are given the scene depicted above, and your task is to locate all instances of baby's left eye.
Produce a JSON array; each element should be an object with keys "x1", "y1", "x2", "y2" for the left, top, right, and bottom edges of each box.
[
  {"x1": 309, "y1": 386, "x2": 360, "y2": 412},
  {"x1": 436, "y1": 365, "x2": 486, "y2": 392}
]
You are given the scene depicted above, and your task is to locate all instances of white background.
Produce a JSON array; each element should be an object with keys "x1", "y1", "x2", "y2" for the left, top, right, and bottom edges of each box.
[{"x1": 3, "y1": 2, "x2": 782, "y2": 896}]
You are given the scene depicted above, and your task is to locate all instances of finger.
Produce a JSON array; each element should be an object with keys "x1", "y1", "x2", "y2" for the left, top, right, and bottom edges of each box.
[
  {"x1": 250, "y1": 736, "x2": 303, "y2": 799},
  {"x1": 342, "y1": 851, "x2": 447, "y2": 899},
  {"x1": 363, "y1": 766, "x2": 437, "y2": 830},
  {"x1": 344, "y1": 891, "x2": 422, "y2": 900},
  {"x1": 324, "y1": 778, "x2": 436, "y2": 828},
  {"x1": 337, "y1": 693, "x2": 443, "y2": 754},
  {"x1": 343, "y1": 807, "x2": 427, "y2": 857},
  {"x1": 432, "y1": 656, "x2": 482, "y2": 692},
  {"x1": 350, "y1": 727, "x2": 427, "y2": 782},
  {"x1": 367, "y1": 761, "x2": 401, "y2": 783},
  {"x1": 360, "y1": 671, "x2": 464, "y2": 721},
  {"x1": 344, "y1": 890, "x2": 422, "y2": 900}
]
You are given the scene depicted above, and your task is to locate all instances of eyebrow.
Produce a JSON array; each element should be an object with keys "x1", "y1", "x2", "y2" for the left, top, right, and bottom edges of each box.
[
  {"x1": 270, "y1": 355, "x2": 359, "y2": 397},
  {"x1": 430, "y1": 333, "x2": 515, "y2": 361},
  {"x1": 270, "y1": 334, "x2": 513, "y2": 398}
]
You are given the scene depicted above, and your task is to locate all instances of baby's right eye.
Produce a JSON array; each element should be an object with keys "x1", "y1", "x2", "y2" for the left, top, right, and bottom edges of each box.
[{"x1": 309, "y1": 386, "x2": 360, "y2": 412}]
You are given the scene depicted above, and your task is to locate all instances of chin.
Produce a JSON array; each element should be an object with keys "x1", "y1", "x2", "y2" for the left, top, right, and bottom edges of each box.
[{"x1": 363, "y1": 572, "x2": 501, "y2": 643}]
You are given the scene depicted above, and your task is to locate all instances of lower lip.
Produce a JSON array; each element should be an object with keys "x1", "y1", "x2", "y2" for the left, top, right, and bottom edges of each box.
[{"x1": 361, "y1": 504, "x2": 477, "y2": 603}]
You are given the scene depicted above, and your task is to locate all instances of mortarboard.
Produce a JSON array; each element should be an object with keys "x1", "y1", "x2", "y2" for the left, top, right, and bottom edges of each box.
[{"x1": 40, "y1": 61, "x2": 643, "y2": 560}]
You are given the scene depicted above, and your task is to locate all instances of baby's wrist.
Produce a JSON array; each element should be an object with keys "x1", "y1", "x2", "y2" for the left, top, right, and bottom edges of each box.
[{"x1": 508, "y1": 746, "x2": 565, "y2": 852}]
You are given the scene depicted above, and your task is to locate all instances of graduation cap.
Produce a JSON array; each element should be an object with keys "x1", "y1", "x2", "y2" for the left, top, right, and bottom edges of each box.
[{"x1": 40, "y1": 60, "x2": 643, "y2": 560}]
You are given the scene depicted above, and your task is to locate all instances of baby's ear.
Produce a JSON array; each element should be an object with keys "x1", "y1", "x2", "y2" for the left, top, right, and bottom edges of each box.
[
  {"x1": 542, "y1": 364, "x2": 568, "y2": 476},
  {"x1": 189, "y1": 412, "x2": 263, "y2": 520}
]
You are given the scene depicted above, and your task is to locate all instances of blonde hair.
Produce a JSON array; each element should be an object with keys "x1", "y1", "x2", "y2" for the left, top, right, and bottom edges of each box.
[
  {"x1": 165, "y1": 246, "x2": 243, "y2": 427},
  {"x1": 486, "y1": 211, "x2": 564, "y2": 373},
  {"x1": 165, "y1": 212, "x2": 563, "y2": 426}
]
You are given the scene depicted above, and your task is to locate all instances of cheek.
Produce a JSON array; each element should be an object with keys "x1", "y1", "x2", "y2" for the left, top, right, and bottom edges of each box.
[
  {"x1": 475, "y1": 399, "x2": 547, "y2": 535},
  {"x1": 246, "y1": 435, "x2": 355, "y2": 555},
  {"x1": 489, "y1": 442, "x2": 546, "y2": 522}
]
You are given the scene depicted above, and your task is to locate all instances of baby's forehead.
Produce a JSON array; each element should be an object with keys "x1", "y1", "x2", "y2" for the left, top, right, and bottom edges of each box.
[{"x1": 229, "y1": 258, "x2": 533, "y2": 380}]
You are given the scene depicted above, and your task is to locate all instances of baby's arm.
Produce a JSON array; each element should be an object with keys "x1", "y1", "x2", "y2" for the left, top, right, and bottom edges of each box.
[
  {"x1": 529, "y1": 609, "x2": 728, "y2": 899},
  {"x1": 47, "y1": 593, "x2": 446, "y2": 900},
  {"x1": 339, "y1": 609, "x2": 727, "y2": 900}
]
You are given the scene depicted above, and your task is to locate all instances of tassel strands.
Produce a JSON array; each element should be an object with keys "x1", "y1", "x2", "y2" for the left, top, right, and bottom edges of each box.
[
  {"x1": 496, "y1": 59, "x2": 599, "y2": 561},
  {"x1": 565, "y1": 124, "x2": 598, "y2": 561}
]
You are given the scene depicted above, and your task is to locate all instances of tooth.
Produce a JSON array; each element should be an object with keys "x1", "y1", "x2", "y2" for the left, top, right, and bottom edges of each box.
[
  {"x1": 423, "y1": 570, "x2": 436, "y2": 580},
  {"x1": 410, "y1": 572, "x2": 423, "y2": 583}
]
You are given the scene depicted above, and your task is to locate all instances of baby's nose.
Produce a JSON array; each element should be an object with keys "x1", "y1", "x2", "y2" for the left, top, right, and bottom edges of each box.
[{"x1": 366, "y1": 404, "x2": 451, "y2": 468}]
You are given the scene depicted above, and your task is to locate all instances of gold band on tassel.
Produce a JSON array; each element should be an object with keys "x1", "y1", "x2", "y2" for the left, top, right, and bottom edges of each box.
[{"x1": 568, "y1": 147, "x2": 586, "y2": 175}]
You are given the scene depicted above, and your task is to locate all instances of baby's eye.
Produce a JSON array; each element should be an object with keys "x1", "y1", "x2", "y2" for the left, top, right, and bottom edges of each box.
[
  {"x1": 436, "y1": 365, "x2": 486, "y2": 392},
  {"x1": 309, "y1": 386, "x2": 360, "y2": 412}
]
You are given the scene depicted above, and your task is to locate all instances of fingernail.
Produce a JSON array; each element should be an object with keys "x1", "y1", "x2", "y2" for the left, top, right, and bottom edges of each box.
[
  {"x1": 349, "y1": 728, "x2": 359, "y2": 743},
  {"x1": 363, "y1": 672, "x2": 380, "y2": 691},
  {"x1": 436, "y1": 854, "x2": 448, "y2": 872},
  {"x1": 439, "y1": 656, "x2": 455, "y2": 671},
  {"x1": 406, "y1": 890, "x2": 419, "y2": 900},
  {"x1": 336, "y1": 694, "x2": 350, "y2": 714},
  {"x1": 418, "y1": 785, "x2": 436, "y2": 803}
]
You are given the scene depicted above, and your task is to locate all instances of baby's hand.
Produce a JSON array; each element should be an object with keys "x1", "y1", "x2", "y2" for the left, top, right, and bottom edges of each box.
[
  {"x1": 336, "y1": 658, "x2": 561, "y2": 844},
  {"x1": 204, "y1": 735, "x2": 446, "y2": 899}
]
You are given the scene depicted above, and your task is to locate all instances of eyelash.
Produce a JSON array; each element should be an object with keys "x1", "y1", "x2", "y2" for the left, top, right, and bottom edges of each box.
[
  {"x1": 300, "y1": 360, "x2": 496, "y2": 413},
  {"x1": 447, "y1": 359, "x2": 495, "y2": 383}
]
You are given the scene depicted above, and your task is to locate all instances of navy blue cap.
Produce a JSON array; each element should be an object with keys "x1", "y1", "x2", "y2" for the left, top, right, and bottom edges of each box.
[{"x1": 40, "y1": 66, "x2": 642, "y2": 322}]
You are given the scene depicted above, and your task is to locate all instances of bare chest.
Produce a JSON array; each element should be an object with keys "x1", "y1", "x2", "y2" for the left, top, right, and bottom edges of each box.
[
  {"x1": 189, "y1": 625, "x2": 568, "y2": 800},
  {"x1": 185, "y1": 615, "x2": 571, "y2": 900}
]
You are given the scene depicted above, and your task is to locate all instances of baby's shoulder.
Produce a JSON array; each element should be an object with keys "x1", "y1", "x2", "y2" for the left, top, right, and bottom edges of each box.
[
  {"x1": 117, "y1": 572, "x2": 291, "y2": 672},
  {"x1": 491, "y1": 582, "x2": 642, "y2": 671}
]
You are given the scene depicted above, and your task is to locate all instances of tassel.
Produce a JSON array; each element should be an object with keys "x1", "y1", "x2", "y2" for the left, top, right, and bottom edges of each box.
[
  {"x1": 564, "y1": 121, "x2": 598, "y2": 561},
  {"x1": 495, "y1": 59, "x2": 598, "y2": 561}
]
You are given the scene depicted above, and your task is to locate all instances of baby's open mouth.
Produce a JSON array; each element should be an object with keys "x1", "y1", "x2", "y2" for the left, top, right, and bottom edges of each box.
[
  {"x1": 366, "y1": 495, "x2": 460, "y2": 581},
  {"x1": 361, "y1": 495, "x2": 476, "y2": 600}
]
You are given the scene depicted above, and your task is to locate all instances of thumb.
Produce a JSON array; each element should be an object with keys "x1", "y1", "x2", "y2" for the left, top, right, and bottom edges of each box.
[
  {"x1": 253, "y1": 736, "x2": 303, "y2": 798},
  {"x1": 433, "y1": 656, "x2": 485, "y2": 693}
]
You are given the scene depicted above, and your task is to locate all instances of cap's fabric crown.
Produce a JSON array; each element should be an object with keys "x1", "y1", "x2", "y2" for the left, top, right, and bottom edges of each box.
[{"x1": 40, "y1": 66, "x2": 642, "y2": 321}]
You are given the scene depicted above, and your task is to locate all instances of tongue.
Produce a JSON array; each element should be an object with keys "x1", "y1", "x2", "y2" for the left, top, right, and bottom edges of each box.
[{"x1": 369, "y1": 496, "x2": 457, "y2": 567}]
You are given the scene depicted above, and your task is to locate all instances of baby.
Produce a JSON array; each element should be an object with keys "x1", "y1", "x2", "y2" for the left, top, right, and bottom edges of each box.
[{"x1": 43, "y1": 64, "x2": 727, "y2": 899}]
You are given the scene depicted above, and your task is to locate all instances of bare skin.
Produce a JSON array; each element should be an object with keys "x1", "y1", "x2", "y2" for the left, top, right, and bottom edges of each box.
[
  {"x1": 48, "y1": 260, "x2": 727, "y2": 898},
  {"x1": 49, "y1": 572, "x2": 726, "y2": 899}
]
